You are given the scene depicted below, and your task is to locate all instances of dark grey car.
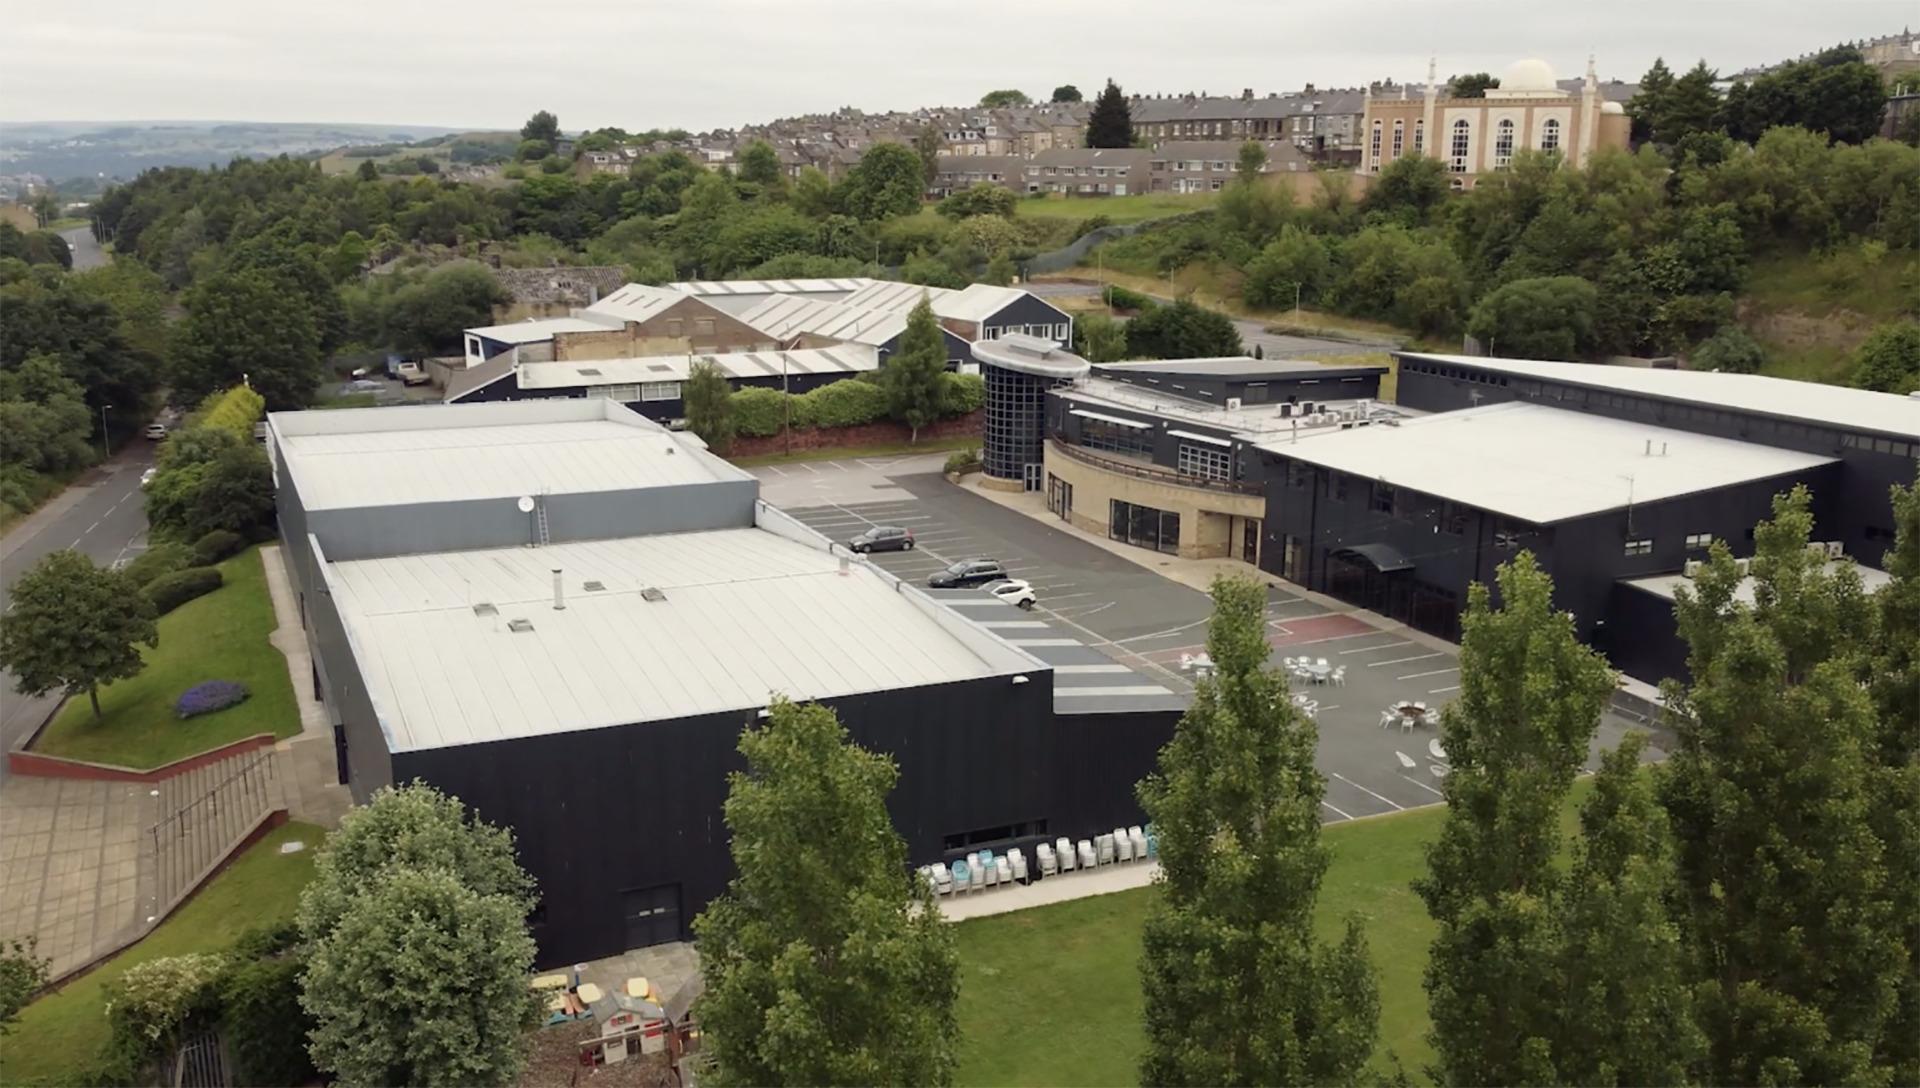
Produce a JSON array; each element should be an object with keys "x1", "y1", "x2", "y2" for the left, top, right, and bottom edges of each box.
[
  {"x1": 848, "y1": 526, "x2": 915, "y2": 553},
  {"x1": 928, "y1": 558, "x2": 1006, "y2": 588}
]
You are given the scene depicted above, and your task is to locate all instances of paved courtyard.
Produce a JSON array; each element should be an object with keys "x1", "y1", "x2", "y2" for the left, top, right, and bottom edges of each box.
[
  {"x1": 752, "y1": 454, "x2": 1665, "y2": 824},
  {"x1": 0, "y1": 777, "x2": 149, "y2": 980}
]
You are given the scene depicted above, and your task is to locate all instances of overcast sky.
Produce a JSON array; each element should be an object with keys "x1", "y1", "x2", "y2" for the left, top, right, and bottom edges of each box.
[{"x1": 5, "y1": 0, "x2": 1911, "y2": 132}]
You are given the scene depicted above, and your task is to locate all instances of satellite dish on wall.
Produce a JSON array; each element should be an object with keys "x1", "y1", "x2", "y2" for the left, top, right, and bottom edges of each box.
[{"x1": 516, "y1": 495, "x2": 536, "y2": 513}]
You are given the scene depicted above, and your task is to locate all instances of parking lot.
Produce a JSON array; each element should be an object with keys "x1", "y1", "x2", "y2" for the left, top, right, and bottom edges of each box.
[{"x1": 751, "y1": 455, "x2": 1661, "y2": 823}]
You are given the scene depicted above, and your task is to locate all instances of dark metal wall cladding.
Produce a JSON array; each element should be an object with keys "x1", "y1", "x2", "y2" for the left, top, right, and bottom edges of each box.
[
  {"x1": 1098, "y1": 368, "x2": 1384, "y2": 406},
  {"x1": 448, "y1": 369, "x2": 858, "y2": 422},
  {"x1": 390, "y1": 673, "x2": 1180, "y2": 968}
]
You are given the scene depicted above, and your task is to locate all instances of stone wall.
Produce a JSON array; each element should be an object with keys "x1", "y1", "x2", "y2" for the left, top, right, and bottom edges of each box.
[{"x1": 727, "y1": 411, "x2": 982, "y2": 458}]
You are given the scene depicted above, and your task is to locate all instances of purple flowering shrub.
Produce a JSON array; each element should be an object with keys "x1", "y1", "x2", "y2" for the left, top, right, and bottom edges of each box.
[{"x1": 176, "y1": 681, "x2": 250, "y2": 720}]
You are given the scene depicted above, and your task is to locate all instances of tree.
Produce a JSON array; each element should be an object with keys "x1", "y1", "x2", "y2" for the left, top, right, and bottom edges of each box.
[
  {"x1": 1656, "y1": 61, "x2": 1723, "y2": 146},
  {"x1": 792, "y1": 165, "x2": 837, "y2": 216},
  {"x1": 1466, "y1": 275, "x2": 1600, "y2": 360},
  {"x1": 520, "y1": 110, "x2": 560, "y2": 145},
  {"x1": 0, "y1": 550, "x2": 156, "y2": 719},
  {"x1": 982, "y1": 251, "x2": 1015, "y2": 287},
  {"x1": 1851, "y1": 320, "x2": 1920, "y2": 393},
  {"x1": 0, "y1": 938, "x2": 48, "y2": 1037},
  {"x1": 1243, "y1": 226, "x2": 1332, "y2": 310},
  {"x1": 1235, "y1": 140, "x2": 1268, "y2": 184},
  {"x1": 1072, "y1": 313, "x2": 1128, "y2": 362},
  {"x1": 354, "y1": 159, "x2": 380, "y2": 183},
  {"x1": 384, "y1": 264, "x2": 509, "y2": 355},
  {"x1": 1728, "y1": 55, "x2": 1887, "y2": 145},
  {"x1": 979, "y1": 89, "x2": 1031, "y2": 108},
  {"x1": 1449, "y1": 72, "x2": 1501, "y2": 99},
  {"x1": 840, "y1": 143, "x2": 925, "y2": 221},
  {"x1": 0, "y1": 273, "x2": 161, "y2": 414},
  {"x1": 1553, "y1": 733, "x2": 1705, "y2": 1084},
  {"x1": 694, "y1": 698, "x2": 959, "y2": 1087},
  {"x1": 937, "y1": 183, "x2": 1017, "y2": 220},
  {"x1": 880, "y1": 296, "x2": 947, "y2": 442},
  {"x1": 1086, "y1": 79, "x2": 1134, "y2": 149},
  {"x1": 1363, "y1": 155, "x2": 1450, "y2": 226},
  {"x1": 1868, "y1": 484, "x2": 1920, "y2": 1084},
  {"x1": 1690, "y1": 325, "x2": 1766, "y2": 373},
  {"x1": 170, "y1": 268, "x2": 322, "y2": 410},
  {"x1": 1124, "y1": 298, "x2": 1243, "y2": 358},
  {"x1": 684, "y1": 358, "x2": 735, "y2": 453},
  {"x1": 1051, "y1": 84, "x2": 1082, "y2": 103},
  {"x1": 297, "y1": 782, "x2": 536, "y2": 941},
  {"x1": 302, "y1": 866, "x2": 539, "y2": 1088},
  {"x1": 144, "y1": 426, "x2": 275, "y2": 542},
  {"x1": 912, "y1": 126, "x2": 943, "y2": 186},
  {"x1": 1136, "y1": 576, "x2": 1379, "y2": 1085},
  {"x1": 1628, "y1": 58, "x2": 1676, "y2": 144},
  {"x1": 736, "y1": 139, "x2": 783, "y2": 189},
  {"x1": 1659, "y1": 487, "x2": 1898, "y2": 1085},
  {"x1": 1416, "y1": 553, "x2": 1616, "y2": 1086}
]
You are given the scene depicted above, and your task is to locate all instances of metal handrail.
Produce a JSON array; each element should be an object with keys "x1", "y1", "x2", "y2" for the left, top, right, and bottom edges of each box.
[{"x1": 1047, "y1": 438, "x2": 1262, "y2": 495}]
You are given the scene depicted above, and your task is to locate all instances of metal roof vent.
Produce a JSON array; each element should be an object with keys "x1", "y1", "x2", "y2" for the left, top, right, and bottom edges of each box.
[
  {"x1": 578, "y1": 367, "x2": 603, "y2": 376},
  {"x1": 507, "y1": 618, "x2": 535, "y2": 633},
  {"x1": 473, "y1": 602, "x2": 498, "y2": 617},
  {"x1": 583, "y1": 580, "x2": 607, "y2": 592},
  {"x1": 640, "y1": 587, "x2": 667, "y2": 602}
]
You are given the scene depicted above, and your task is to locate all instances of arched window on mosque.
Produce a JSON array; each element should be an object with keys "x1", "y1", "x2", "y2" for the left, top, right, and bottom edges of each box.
[
  {"x1": 1413, "y1": 119, "x2": 1424, "y2": 154},
  {"x1": 1540, "y1": 117, "x2": 1562, "y2": 153},
  {"x1": 1449, "y1": 119, "x2": 1470, "y2": 172},
  {"x1": 1369, "y1": 120, "x2": 1383, "y2": 172},
  {"x1": 1391, "y1": 119, "x2": 1404, "y2": 159}
]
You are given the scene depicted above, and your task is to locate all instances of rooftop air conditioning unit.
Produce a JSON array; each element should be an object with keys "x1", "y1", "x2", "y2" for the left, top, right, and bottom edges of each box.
[
  {"x1": 1734, "y1": 558, "x2": 1751, "y2": 576},
  {"x1": 1226, "y1": 397, "x2": 1242, "y2": 411},
  {"x1": 1824, "y1": 541, "x2": 1844, "y2": 559},
  {"x1": 1683, "y1": 560, "x2": 1704, "y2": 578},
  {"x1": 1278, "y1": 403, "x2": 1296, "y2": 418}
]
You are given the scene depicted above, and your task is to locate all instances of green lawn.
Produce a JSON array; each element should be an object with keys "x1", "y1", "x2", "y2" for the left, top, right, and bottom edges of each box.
[
  {"x1": 1015, "y1": 193, "x2": 1217, "y2": 224},
  {"x1": 954, "y1": 779, "x2": 1601, "y2": 1087},
  {"x1": 0, "y1": 821, "x2": 325, "y2": 1085},
  {"x1": 729, "y1": 434, "x2": 979, "y2": 467},
  {"x1": 35, "y1": 546, "x2": 300, "y2": 769}
]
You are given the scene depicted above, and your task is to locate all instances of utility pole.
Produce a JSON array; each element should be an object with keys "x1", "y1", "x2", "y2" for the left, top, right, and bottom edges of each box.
[{"x1": 99, "y1": 404, "x2": 112, "y2": 460}]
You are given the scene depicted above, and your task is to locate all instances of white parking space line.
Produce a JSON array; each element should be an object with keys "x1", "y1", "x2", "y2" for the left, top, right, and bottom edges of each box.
[
  {"x1": 1429, "y1": 685, "x2": 1462, "y2": 694},
  {"x1": 1328, "y1": 772, "x2": 1405, "y2": 811},
  {"x1": 1051, "y1": 602, "x2": 1115, "y2": 619},
  {"x1": 980, "y1": 621, "x2": 1050, "y2": 630},
  {"x1": 1368, "y1": 652, "x2": 1443, "y2": 668},
  {"x1": 1398, "y1": 667, "x2": 1459, "y2": 680},
  {"x1": 1007, "y1": 638, "x2": 1083, "y2": 647},
  {"x1": 764, "y1": 466, "x2": 789, "y2": 476},
  {"x1": 1040, "y1": 591, "x2": 1095, "y2": 602},
  {"x1": 1340, "y1": 639, "x2": 1411, "y2": 655},
  {"x1": 1321, "y1": 800, "x2": 1354, "y2": 820},
  {"x1": 1399, "y1": 774, "x2": 1446, "y2": 798},
  {"x1": 1053, "y1": 664, "x2": 1132, "y2": 674},
  {"x1": 799, "y1": 464, "x2": 819, "y2": 474}
]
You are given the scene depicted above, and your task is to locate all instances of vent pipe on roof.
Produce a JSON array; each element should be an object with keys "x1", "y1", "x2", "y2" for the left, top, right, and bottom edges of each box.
[
  {"x1": 1644, "y1": 439, "x2": 1652, "y2": 456},
  {"x1": 552, "y1": 569, "x2": 565, "y2": 610},
  {"x1": 839, "y1": 554, "x2": 850, "y2": 577}
]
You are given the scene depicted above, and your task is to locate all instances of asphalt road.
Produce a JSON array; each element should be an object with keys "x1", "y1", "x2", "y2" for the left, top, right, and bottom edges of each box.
[
  {"x1": 59, "y1": 226, "x2": 107, "y2": 271},
  {"x1": 0, "y1": 444, "x2": 157, "y2": 779},
  {"x1": 1026, "y1": 278, "x2": 1399, "y2": 359}
]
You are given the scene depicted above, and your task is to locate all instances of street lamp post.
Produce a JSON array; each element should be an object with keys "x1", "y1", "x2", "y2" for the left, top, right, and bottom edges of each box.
[{"x1": 99, "y1": 404, "x2": 112, "y2": 460}]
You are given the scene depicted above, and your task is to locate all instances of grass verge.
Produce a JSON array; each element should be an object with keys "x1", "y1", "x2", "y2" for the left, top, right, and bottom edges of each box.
[
  {"x1": 1015, "y1": 193, "x2": 1218, "y2": 224},
  {"x1": 728, "y1": 434, "x2": 980, "y2": 467},
  {"x1": 0, "y1": 821, "x2": 325, "y2": 1085},
  {"x1": 35, "y1": 546, "x2": 299, "y2": 769},
  {"x1": 953, "y1": 779, "x2": 1601, "y2": 1087}
]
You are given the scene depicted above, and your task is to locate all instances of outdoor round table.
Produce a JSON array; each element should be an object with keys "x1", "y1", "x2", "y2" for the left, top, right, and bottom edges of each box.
[{"x1": 1305, "y1": 662, "x2": 1332, "y2": 682}]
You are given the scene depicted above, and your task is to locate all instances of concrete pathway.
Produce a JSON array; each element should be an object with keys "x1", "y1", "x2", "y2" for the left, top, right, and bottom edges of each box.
[
  {"x1": 0, "y1": 776, "x2": 150, "y2": 980},
  {"x1": 260, "y1": 545, "x2": 351, "y2": 829},
  {"x1": 937, "y1": 859, "x2": 1159, "y2": 921}
]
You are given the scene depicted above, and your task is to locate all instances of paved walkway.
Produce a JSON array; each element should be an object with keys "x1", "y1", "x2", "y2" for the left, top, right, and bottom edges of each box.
[
  {"x1": 0, "y1": 776, "x2": 150, "y2": 980},
  {"x1": 260, "y1": 544, "x2": 351, "y2": 828},
  {"x1": 937, "y1": 859, "x2": 1159, "y2": 921}
]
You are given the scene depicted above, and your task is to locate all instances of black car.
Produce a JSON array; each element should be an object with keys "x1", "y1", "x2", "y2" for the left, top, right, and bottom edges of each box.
[
  {"x1": 928, "y1": 558, "x2": 1007, "y2": 588},
  {"x1": 848, "y1": 526, "x2": 915, "y2": 553}
]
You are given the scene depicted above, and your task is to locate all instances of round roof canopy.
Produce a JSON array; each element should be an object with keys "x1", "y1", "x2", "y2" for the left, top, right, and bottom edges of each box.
[
  {"x1": 1502, "y1": 58, "x2": 1558, "y2": 92},
  {"x1": 970, "y1": 334, "x2": 1091, "y2": 380}
]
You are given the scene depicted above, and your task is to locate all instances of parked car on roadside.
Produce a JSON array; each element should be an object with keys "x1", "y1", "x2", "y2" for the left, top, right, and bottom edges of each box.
[
  {"x1": 140, "y1": 467, "x2": 157, "y2": 488},
  {"x1": 983, "y1": 578, "x2": 1036, "y2": 610},
  {"x1": 928, "y1": 558, "x2": 1007, "y2": 589},
  {"x1": 848, "y1": 526, "x2": 915, "y2": 554},
  {"x1": 143, "y1": 423, "x2": 167, "y2": 440}
]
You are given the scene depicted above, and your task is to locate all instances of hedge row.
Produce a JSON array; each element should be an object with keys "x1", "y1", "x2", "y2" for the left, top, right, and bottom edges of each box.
[
  {"x1": 729, "y1": 373, "x2": 984, "y2": 439},
  {"x1": 192, "y1": 385, "x2": 267, "y2": 442},
  {"x1": 146, "y1": 566, "x2": 223, "y2": 615}
]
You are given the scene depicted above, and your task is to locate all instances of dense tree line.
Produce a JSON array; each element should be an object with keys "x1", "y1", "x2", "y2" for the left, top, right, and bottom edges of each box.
[{"x1": 1103, "y1": 121, "x2": 1915, "y2": 372}]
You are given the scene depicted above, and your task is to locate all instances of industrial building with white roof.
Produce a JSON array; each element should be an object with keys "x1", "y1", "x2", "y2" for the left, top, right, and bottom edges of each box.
[{"x1": 270, "y1": 397, "x2": 1185, "y2": 967}]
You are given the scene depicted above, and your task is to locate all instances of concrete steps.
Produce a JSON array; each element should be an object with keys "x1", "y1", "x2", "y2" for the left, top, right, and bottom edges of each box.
[{"x1": 147, "y1": 750, "x2": 281, "y2": 919}]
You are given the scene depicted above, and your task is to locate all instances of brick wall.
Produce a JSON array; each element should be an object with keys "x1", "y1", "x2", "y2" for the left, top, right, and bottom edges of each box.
[{"x1": 727, "y1": 411, "x2": 982, "y2": 458}]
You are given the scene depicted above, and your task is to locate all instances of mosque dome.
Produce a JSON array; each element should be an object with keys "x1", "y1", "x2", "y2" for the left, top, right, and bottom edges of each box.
[
  {"x1": 1502, "y1": 58, "x2": 1559, "y2": 93},
  {"x1": 1601, "y1": 100, "x2": 1625, "y2": 114}
]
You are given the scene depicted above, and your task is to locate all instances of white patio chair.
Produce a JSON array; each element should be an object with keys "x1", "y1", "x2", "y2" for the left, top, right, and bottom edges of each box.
[
  {"x1": 1401, "y1": 714, "x2": 1415, "y2": 735},
  {"x1": 1380, "y1": 710, "x2": 1397, "y2": 730},
  {"x1": 1396, "y1": 751, "x2": 1418, "y2": 771},
  {"x1": 1076, "y1": 839, "x2": 1097, "y2": 870},
  {"x1": 1095, "y1": 833, "x2": 1115, "y2": 865},
  {"x1": 1037, "y1": 841, "x2": 1058, "y2": 877},
  {"x1": 994, "y1": 856, "x2": 1013, "y2": 885},
  {"x1": 1316, "y1": 658, "x2": 1330, "y2": 670},
  {"x1": 1056, "y1": 836, "x2": 1076, "y2": 872},
  {"x1": 1428, "y1": 738, "x2": 1447, "y2": 762},
  {"x1": 1114, "y1": 828, "x2": 1133, "y2": 862},
  {"x1": 1430, "y1": 765, "x2": 1449, "y2": 778},
  {"x1": 1129, "y1": 826, "x2": 1148, "y2": 858},
  {"x1": 1332, "y1": 666, "x2": 1347, "y2": 686}
]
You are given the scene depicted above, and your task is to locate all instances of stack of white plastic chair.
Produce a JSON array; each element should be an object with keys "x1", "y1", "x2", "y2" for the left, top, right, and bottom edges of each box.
[
  {"x1": 931, "y1": 864, "x2": 954, "y2": 896},
  {"x1": 1037, "y1": 841, "x2": 1058, "y2": 877},
  {"x1": 1056, "y1": 836, "x2": 1077, "y2": 872},
  {"x1": 1128, "y1": 826, "x2": 1148, "y2": 860},
  {"x1": 1095, "y1": 833, "x2": 1115, "y2": 866},
  {"x1": 977, "y1": 851, "x2": 998, "y2": 887},
  {"x1": 969, "y1": 857, "x2": 986, "y2": 891},
  {"x1": 1077, "y1": 839, "x2": 1097, "y2": 870},
  {"x1": 1009, "y1": 847, "x2": 1029, "y2": 883},
  {"x1": 994, "y1": 855, "x2": 1013, "y2": 885},
  {"x1": 1113, "y1": 828, "x2": 1134, "y2": 862},
  {"x1": 951, "y1": 858, "x2": 970, "y2": 894}
]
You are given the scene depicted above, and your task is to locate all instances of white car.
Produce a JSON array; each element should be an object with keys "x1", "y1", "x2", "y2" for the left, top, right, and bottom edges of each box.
[
  {"x1": 984, "y1": 578, "x2": 1036, "y2": 611},
  {"x1": 139, "y1": 467, "x2": 157, "y2": 488},
  {"x1": 142, "y1": 423, "x2": 167, "y2": 440}
]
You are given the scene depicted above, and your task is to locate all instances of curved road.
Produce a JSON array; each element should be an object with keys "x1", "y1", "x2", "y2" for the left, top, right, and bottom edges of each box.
[{"x1": 60, "y1": 225, "x2": 107, "y2": 271}]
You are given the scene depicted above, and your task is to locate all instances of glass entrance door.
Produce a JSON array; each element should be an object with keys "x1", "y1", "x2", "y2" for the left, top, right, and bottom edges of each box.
[{"x1": 1023, "y1": 463, "x2": 1043, "y2": 492}]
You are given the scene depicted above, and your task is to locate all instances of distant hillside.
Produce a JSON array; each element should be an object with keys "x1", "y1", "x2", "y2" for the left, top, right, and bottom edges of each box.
[{"x1": 0, "y1": 121, "x2": 498, "y2": 181}]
